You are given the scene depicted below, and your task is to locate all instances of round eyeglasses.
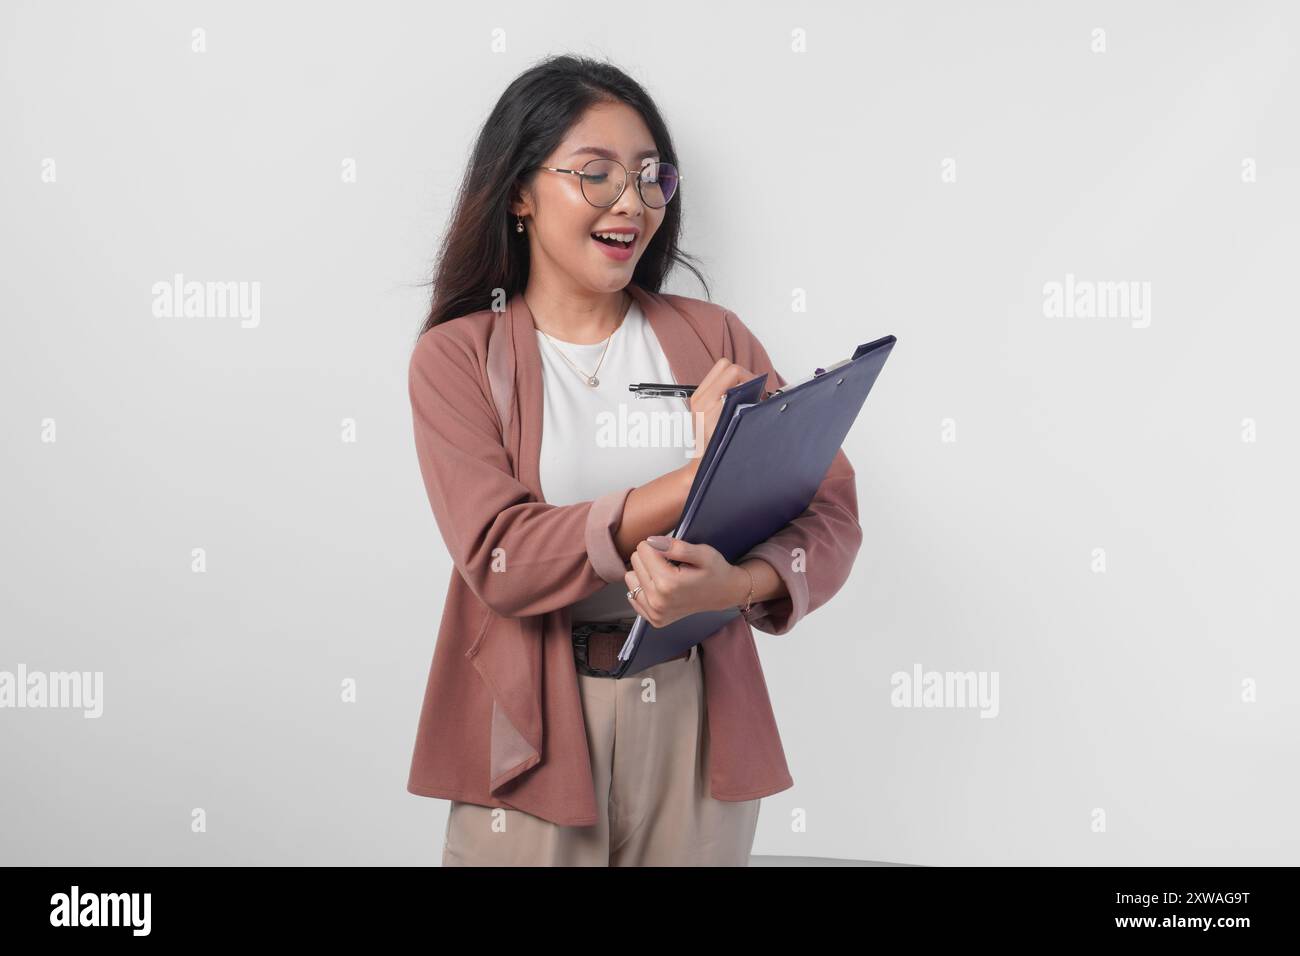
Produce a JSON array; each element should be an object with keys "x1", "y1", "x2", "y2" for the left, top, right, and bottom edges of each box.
[{"x1": 536, "y1": 158, "x2": 681, "y2": 208}]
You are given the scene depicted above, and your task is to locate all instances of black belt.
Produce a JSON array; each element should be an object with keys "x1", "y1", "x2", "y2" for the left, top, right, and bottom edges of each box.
[{"x1": 571, "y1": 619, "x2": 690, "y2": 678}]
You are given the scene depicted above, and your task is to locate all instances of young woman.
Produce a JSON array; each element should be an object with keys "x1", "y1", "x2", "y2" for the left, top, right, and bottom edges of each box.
[{"x1": 407, "y1": 55, "x2": 862, "y2": 866}]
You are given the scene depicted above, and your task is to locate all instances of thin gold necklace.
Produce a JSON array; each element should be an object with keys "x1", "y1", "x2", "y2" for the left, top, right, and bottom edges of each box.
[{"x1": 531, "y1": 294, "x2": 630, "y2": 388}]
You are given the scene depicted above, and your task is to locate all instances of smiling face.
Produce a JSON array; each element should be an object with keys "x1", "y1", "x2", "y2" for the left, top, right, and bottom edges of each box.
[{"x1": 514, "y1": 101, "x2": 667, "y2": 296}]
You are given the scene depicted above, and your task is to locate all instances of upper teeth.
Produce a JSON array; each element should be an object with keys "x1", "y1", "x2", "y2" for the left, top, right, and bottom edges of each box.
[{"x1": 594, "y1": 231, "x2": 635, "y2": 242}]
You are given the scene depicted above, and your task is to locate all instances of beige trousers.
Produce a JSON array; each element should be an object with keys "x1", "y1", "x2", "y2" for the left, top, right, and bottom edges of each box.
[{"x1": 442, "y1": 643, "x2": 761, "y2": 866}]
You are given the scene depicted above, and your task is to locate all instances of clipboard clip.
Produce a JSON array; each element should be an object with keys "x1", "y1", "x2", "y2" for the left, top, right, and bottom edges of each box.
[{"x1": 768, "y1": 357, "x2": 854, "y2": 398}]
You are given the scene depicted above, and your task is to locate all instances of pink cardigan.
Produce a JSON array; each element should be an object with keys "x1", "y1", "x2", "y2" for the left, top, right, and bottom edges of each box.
[{"x1": 406, "y1": 282, "x2": 862, "y2": 826}]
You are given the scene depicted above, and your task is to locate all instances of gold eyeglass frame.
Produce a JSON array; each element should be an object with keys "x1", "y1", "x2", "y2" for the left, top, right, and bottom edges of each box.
[{"x1": 535, "y1": 157, "x2": 683, "y2": 208}]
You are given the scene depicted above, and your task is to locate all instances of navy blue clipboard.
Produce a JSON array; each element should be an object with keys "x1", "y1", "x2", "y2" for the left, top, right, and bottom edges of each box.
[{"x1": 610, "y1": 334, "x2": 897, "y2": 677}]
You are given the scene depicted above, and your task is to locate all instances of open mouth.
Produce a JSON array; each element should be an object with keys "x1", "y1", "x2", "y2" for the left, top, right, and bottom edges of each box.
[{"x1": 591, "y1": 232, "x2": 635, "y2": 249}]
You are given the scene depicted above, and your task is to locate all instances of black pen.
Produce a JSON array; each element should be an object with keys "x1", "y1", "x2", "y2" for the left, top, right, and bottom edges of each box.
[
  {"x1": 629, "y1": 377, "x2": 810, "y2": 400},
  {"x1": 628, "y1": 382, "x2": 698, "y2": 399}
]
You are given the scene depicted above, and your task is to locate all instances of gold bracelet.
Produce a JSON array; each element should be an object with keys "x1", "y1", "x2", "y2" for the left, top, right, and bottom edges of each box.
[{"x1": 737, "y1": 564, "x2": 755, "y2": 614}]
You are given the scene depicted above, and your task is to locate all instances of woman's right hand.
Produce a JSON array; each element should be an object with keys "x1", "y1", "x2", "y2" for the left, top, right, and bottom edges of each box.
[{"x1": 683, "y1": 358, "x2": 757, "y2": 478}]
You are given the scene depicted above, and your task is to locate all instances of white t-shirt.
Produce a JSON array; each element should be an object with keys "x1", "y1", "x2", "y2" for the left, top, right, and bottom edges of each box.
[{"x1": 536, "y1": 298, "x2": 695, "y2": 623}]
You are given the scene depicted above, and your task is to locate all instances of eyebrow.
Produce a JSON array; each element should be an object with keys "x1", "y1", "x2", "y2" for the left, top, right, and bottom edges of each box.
[{"x1": 567, "y1": 146, "x2": 660, "y2": 161}]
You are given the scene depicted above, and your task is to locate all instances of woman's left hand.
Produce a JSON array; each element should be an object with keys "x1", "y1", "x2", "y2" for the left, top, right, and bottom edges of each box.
[{"x1": 624, "y1": 536, "x2": 744, "y2": 628}]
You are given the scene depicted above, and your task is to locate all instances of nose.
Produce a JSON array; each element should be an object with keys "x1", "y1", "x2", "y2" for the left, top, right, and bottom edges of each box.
[{"x1": 610, "y1": 170, "x2": 646, "y2": 218}]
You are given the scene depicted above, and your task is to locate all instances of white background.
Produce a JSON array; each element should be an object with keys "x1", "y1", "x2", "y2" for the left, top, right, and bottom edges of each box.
[{"x1": 2, "y1": 0, "x2": 1297, "y2": 864}]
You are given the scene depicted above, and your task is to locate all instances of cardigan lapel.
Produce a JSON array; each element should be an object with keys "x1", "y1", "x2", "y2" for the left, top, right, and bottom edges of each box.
[
  {"x1": 505, "y1": 292, "x2": 544, "y2": 499},
  {"x1": 506, "y1": 282, "x2": 719, "y2": 502}
]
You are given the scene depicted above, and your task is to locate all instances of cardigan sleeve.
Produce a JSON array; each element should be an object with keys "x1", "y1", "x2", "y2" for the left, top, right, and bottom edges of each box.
[
  {"x1": 721, "y1": 308, "x2": 863, "y2": 635},
  {"x1": 408, "y1": 328, "x2": 632, "y2": 619}
]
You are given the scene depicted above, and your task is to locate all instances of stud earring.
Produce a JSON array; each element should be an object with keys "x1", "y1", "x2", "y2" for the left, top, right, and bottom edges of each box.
[{"x1": 516, "y1": 216, "x2": 524, "y2": 233}]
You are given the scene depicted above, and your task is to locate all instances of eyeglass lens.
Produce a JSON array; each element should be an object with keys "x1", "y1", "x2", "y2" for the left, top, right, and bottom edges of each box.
[{"x1": 581, "y1": 159, "x2": 679, "y2": 208}]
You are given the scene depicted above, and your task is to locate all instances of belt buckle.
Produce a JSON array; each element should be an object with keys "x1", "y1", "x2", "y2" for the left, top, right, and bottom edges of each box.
[{"x1": 572, "y1": 619, "x2": 633, "y2": 678}]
